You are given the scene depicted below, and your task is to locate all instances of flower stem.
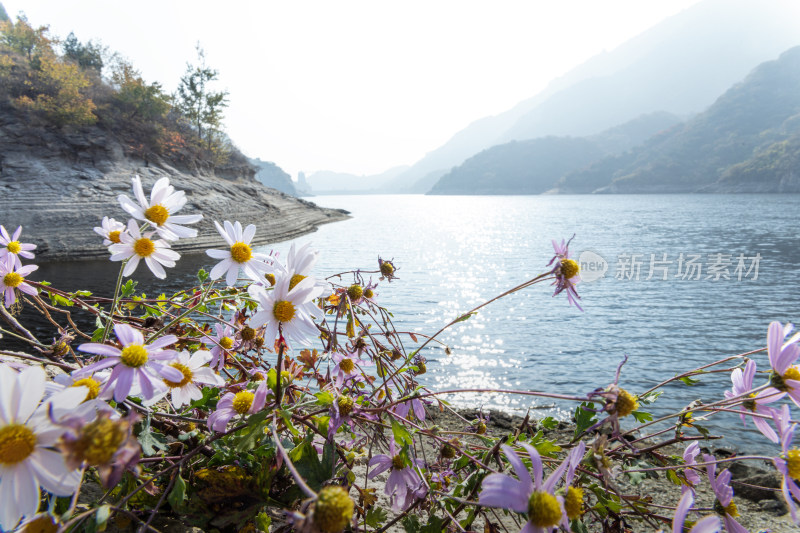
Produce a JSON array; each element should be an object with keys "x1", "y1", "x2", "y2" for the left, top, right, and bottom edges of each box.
[{"x1": 101, "y1": 260, "x2": 127, "y2": 343}]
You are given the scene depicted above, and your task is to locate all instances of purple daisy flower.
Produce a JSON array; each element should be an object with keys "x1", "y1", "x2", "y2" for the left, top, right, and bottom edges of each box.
[
  {"x1": 672, "y1": 491, "x2": 722, "y2": 533},
  {"x1": 0, "y1": 256, "x2": 38, "y2": 307},
  {"x1": 207, "y1": 381, "x2": 267, "y2": 432},
  {"x1": 724, "y1": 359, "x2": 784, "y2": 443},
  {"x1": 330, "y1": 351, "x2": 371, "y2": 387},
  {"x1": 367, "y1": 440, "x2": 426, "y2": 511},
  {"x1": 0, "y1": 225, "x2": 36, "y2": 268},
  {"x1": 479, "y1": 443, "x2": 570, "y2": 532},
  {"x1": 391, "y1": 397, "x2": 426, "y2": 422},
  {"x1": 548, "y1": 235, "x2": 582, "y2": 311},
  {"x1": 682, "y1": 442, "x2": 702, "y2": 495},
  {"x1": 201, "y1": 323, "x2": 239, "y2": 371},
  {"x1": 703, "y1": 454, "x2": 748, "y2": 533},
  {"x1": 767, "y1": 321, "x2": 800, "y2": 406},
  {"x1": 76, "y1": 323, "x2": 182, "y2": 402},
  {"x1": 772, "y1": 404, "x2": 800, "y2": 525}
]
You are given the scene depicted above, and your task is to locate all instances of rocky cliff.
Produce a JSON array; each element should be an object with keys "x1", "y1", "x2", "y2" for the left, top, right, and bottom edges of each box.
[{"x1": 0, "y1": 117, "x2": 349, "y2": 261}]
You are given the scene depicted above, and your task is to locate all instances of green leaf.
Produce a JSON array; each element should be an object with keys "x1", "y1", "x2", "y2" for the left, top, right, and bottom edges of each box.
[
  {"x1": 365, "y1": 506, "x2": 388, "y2": 528},
  {"x1": 666, "y1": 469, "x2": 682, "y2": 486},
  {"x1": 453, "y1": 312, "x2": 475, "y2": 323},
  {"x1": 630, "y1": 410, "x2": 653, "y2": 423},
  {"x1": 287, "y1": 436, "x2": 336, "y2": 491},
  {"x1": 638, "y1": 390, "x2": 662, "y2": 405},
  {"x1": 197, "y1": 268, "x2": 209, "y2": 283},
  {"x1": 121, "y1": 279, "x2": 138, "y2": 297},
  {"x1": 574, "y1": 402, "x2": 597, "y2": 437},
  {"x1": 255, "y1": 512, "x2": 272, "y2": 532},
  {"x1": 679, "y1": 376, "x2": 701, "y2": 386},
  {"x1": 167, "y1": 472, "x2": 187, "y2": 511},
  {"x1": 95, "y1": 504, "x2": 111, "y2": 532},
  {"x1": 529, "y1": 430, "x2": 562, "y2": 458},
  {"x1": 391, "y1": 417, "x2": 413, "y2": 446},
  {"x1": 138, "y1": 416, "x2": 168, "y2": 456},
  {"x1": 315, "y1": 391, "x2": 334, "y2": 406},
  {"x1": 538, "y1": 416, "x2": 559, "y2": 430}
]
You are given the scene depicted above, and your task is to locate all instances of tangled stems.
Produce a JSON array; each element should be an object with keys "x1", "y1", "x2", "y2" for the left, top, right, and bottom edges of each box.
[{"x1": 5, "y1": 244, "x2": 800, "y2": 533}]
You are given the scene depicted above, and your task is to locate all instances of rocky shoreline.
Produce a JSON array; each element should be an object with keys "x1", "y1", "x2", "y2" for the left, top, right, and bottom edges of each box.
[
  {"x1": 0, "y1": 117, "x2": 349, "y2": 261},
  {"x1": 0, "y1": 163, "x2": 349, "y2": 262}
]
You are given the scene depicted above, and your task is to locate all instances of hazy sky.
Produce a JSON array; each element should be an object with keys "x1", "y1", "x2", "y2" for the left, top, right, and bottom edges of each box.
[{"x1": 4, "y1": 1, "x2": 702, "y2": 178}]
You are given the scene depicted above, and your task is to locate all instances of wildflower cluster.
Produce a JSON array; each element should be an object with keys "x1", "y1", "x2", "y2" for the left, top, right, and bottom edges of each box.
[{"x1": 0, "y1": 175, "x2": 799, "y2": 532}]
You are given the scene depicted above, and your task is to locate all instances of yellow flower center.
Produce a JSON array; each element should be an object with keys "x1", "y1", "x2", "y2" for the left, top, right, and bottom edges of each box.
[
  {"x1": 107, "y1": 230, "x2": 122, "y2": 244},
  {"x1": 380, "y1": 262, "x2": 394, "y2": 276},
  {"x1": 230, "y1": 242, "x2": 252, "y2": 263},
  {"x1": 565, "y1": 486, "x2": 585, "y2": 520},
  {"x1": 3, "y1": 272, "x2": 23, "y2": 288},
  {"x1": 133, "y1": 237, "x2": 155, "y2": 257},
  {"x1": 0, "y1": 423, "x2": 37, "y2": 465},
  {"x1": 339, "y1": 357, "x2": 355, "y2": 374},
  {"x1": 347, "y1": 284, "x2": 363, "y2": 301},
  {"x1": 337, "y1": 395, "x2": 354, "y2": 416},
  {"x1": 616, "y1": 388, "x2": 638, "y2": 418},
  {"x1": 560, "y1": 258, "x2": 580, "y2": 279},
  {"x1": 714, "y1": 499, "x2": 739, "y2": 517},
  {"x1": 144, "y1": 204, "x2": 169, "y2": 226},
  {"x1": 240, "y1": 327, "x2": 256, "y2": 341},
  {"x1": 21, "y1": 514, "x2": 59, "y2": 533},
  {"x1": 120, "y1": 344, "x2": 148, "y2": 368},
  {"x1": 72, "y1": 377, "x2": 101, "y2": 400},
  {"x1": 219, "y1": 336, "x2": 234, "y2": 349},
  {"x1": 164, "y1": 362, "x2": 193, "y2": 388},
  {"x1": 786, "y1": 449, "x2": 800, "y2": 479},
  {"x1": 6, "y1": 241, "x2": 21, "y2": 254},
  {"x1": 527, "y1": 490, "x2": 562, "y2": 528},
  {"x1": 391, "y1": 454, "x2": 405, "y2": 470},
  {"x1": 289, "y1": 274, "x2": 306, "y2": 291},
  {"x1": 74, "y1": 417, "x2": 126, "y2": 465},
  {"x1": 232, "y1": 391, "x2": 255, "y2": 414},
  {"x1": 364, "y1": 288, "x2": 374, "y2": 299},
  {"x1": 772, "y1": 367, "x2": 800, "y2": 392},
  {"x1": 742, "y1": 393, "x2": 757, "y2": 412},
  {"x1": 313, "y1": 485, "x2": 354, "y2": 533},
  {"x1": 265, "y1": 273, "x2": 276, "y2": 286},
  {"x1": 273, "y1": 300, "x2": 296, "y2": 323}
]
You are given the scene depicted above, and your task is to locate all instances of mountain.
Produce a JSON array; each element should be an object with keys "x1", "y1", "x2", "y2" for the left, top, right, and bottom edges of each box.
[
  {"x1": 387, "y1": 0, "x2": 800, "y2": 191},
  {"x1": 250, "y1": 157, "x2": 297, "y2": 196},
  {"x1": 306, "y1": 165, "x2": 409, "y2": 194},
  {"x1": 428, "y1": 112, "x2": 680, "y2": 195},
  {"x1": 557, "y1": 46, "x2": 800, "y2": 193}
]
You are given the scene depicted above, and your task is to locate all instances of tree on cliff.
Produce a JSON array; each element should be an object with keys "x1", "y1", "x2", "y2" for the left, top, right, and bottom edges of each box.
[
  {"x1": 0, "y1": 14, "x2": 54, "y2": 63},
  {"x1": 63, "y1": 31, "x2": 105, "y2": 72},
  {"x1": 175, "y1": 44, "x2": 228, "y2": 151}
]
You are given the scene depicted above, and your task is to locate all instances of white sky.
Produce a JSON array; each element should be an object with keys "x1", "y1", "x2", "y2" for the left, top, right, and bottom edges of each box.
[{"x1": 3, "y1": 0, "x2": 702, "y2": 178}]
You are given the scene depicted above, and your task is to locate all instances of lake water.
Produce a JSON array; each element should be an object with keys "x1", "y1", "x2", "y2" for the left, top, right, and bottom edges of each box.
[{"x1": 28, "y1": 194, "x2": 800, "y2": 453}]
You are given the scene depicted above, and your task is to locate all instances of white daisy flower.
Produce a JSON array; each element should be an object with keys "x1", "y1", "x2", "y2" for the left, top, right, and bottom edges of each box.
[
  {"x1": 144, "y1": 350, "x2": 225, "y2": 408},
  {"x1": 0, "y1": 225, "x2": 36, "y2": 268},
  {"x1": 109, "y1": 219, "x2": 180, "y2": 279},
  {"x1": 282, "y1": 242, "x2": 331, "y2": 298},
  {"x1": 0, "y1": 365, "x2": 87, "y2": 530},
  {"x1": 117, "y1": 175, "x2": 202, "y2": 241},
  {"x1": 93, "y1": 216, "x2": 127, "y2": 248},
  {"x1": 249, "y1": 275, "x2": 320, "y2": 347},
  {"x1": 206, "y1": 220, "x2": 272, "y2": 287},
  {"x1": 0, "y1": 256, "x2": 38, "y2": 307}
]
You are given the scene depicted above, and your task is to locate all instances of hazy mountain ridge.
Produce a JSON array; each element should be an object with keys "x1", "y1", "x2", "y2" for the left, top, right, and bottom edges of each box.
[
  {"x1": 428, "y1": 112, "x2": 681, "y2": 195},
  {"x1": 250, "y1": 157, "x2": 297, "y2": 196},
  {"x1": 557, "y1": 46, "x2": 800, "y2": 193},
  {"x1": 305, "y1": 165, "x2": 409, "y2": 194},
  {"x1": 387, "y1": 0, "x2": 800, "y2": 192}
]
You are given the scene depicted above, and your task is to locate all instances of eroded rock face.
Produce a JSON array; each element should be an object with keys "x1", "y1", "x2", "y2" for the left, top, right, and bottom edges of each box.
[{"x1": 0, "y1": 121, "x2": 348, "y2": 261}]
